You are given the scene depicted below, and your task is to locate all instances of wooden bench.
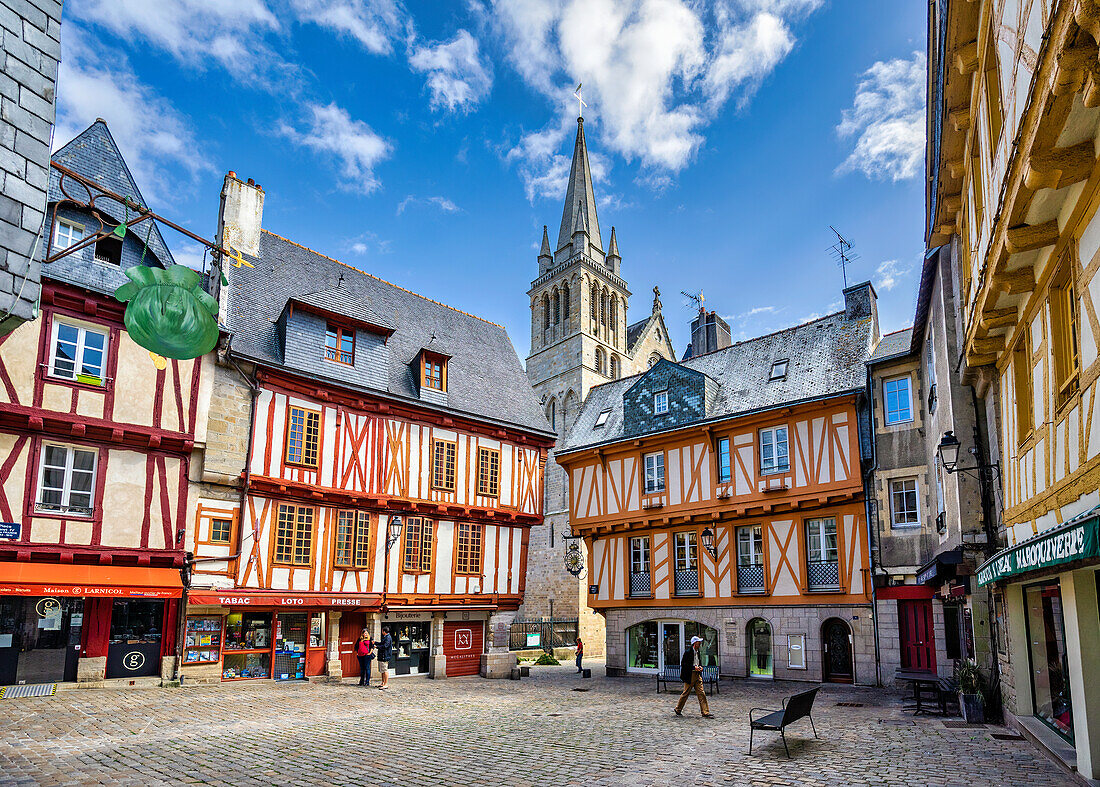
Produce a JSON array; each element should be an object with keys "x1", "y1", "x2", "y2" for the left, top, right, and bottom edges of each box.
[
  {"x1": 749, "y1": 687, "x2": 820, "y2": 757},
  {"x1": 655, "y1": 665, "x2": 720, "y2": 695}
]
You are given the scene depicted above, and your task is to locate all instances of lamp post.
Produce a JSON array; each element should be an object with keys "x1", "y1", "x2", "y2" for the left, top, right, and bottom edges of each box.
[
  {"x1": 382, "y1": 514, "x2": 404, "y2": 612},
  {"x1": 700, "y1": 527, "x2": 717, "y2": 559},
  {"x1": 936, "y1": 431, "x2": 999, "y2": 480}
]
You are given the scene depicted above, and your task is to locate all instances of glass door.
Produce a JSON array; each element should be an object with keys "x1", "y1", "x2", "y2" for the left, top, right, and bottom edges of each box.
[
  {"x1": 106, "y1": 600, "x2": 163, "y2": 678},
  {"x1": 274, "y1": 613, "x2": 308, "y2": 681},
  {"x1": 1025, "y1": 582, "x2": 1073, "y2": 742},
  {"x1": 12, "y1": 597, "x2": 82, "y2": 685},
  {"x1": 748, "y1": 618, "x2": 773, "y2": 678},
  {"x1": 660, "y1": 622, "x2": 682, "y2": 672}
]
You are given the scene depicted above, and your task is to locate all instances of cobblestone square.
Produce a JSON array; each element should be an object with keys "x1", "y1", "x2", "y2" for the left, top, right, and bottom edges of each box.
[{"x1": 0, "y1": 664, "x2": 1064, "y2": 786}]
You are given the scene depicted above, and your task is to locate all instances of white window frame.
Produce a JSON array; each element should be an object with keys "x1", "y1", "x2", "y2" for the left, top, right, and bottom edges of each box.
[
  {"x1": 805, "y1": 517, "x2": 838, "y2": 564},
  {"x1": 737, "y1": 525, "x2": 763, "y2": 566},
  {"x1": 770, "y1": 359, "x2": 788, "y2": 380},
  {"x1": 54, "y1": 218, "x2": 84, "y2": 250},
  {"x1": 759, "y1": 426, "x2": 789, "y2": 475},
  {"x1": 889, "y1": 477, "x2": 921, "y2": 528},
  {"x1": 674, "y1": 531, "x2": 697, "y2": 571},
  {"x1": 883, "y1": 375, "x2": 913, "y2": 425},
  {"x1": 595, "y1": 408, "x2": 611, "y2": 428},
  {"x1": 630, "y1": 536, "x2": 650, "y2": 575},
  {"x1": 653, "y1": 390, "x2": 669, "y2": 415},
  {"x1": 644, "y1": 451, "x2": 665, "y2": 493},
  {"x1": 36, "y1": 442, "x2": 98, "y2": 516},
  {"x1": 48, "y1": 317, "x2": 108, "y2": 385}
]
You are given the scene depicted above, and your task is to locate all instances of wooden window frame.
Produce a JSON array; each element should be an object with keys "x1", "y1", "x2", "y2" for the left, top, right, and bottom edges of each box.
[
  {"x1": 334, "y1": 510, "x2": 371, "y2": 569},
  {"x1": 455, "y1": 522, "x2": 484, "y2": 576},
  {"x1": 759, "y1": 426, "x2": 790, "y2": 475},
  {"x1": 35, "y1": 442, "x2": 98, "y2": 517},
  {"x1": 48, "y1": 316, "x2": 109, "y2": 387},
  {"x1": 889, "y1": 478, "x2": 921, "y2": 529},
  {"x1": 422, "y1": 353, "x2": 447, "y2": 392},
  {"x1": 284, "y1": 405, "x2": 321, "y2": 468},
  {"x1": 674, "y1": 531, "x2": 698, "y2": 572},
  {"x1": 653, "y1": 390, "x2": 669, "y2": 415},
  {"x1": 643, "y1": 451, "x2": 665, "y2": 494},
  {"x1": 402, "y1": 516, "x2": 434, "y2": 574},
  {"x1": 54, "y1": 217, "x2": 84, "y2": 250},
  {"x1": 273, "y1": 503, "x2": 314, "y2": 566},
  {"x1": 477, "y1": 446, "x2": 501, "y2": 498},
  {"x1": 882, "y1": 375, "x2": 914, "y2": 425},
  {"x1": 324, "y1": 323, "x2": 355, "y2": 366},
  {"x1": 736, "y1": 525, "x2": 764, "y2": 567},
  {"x1": 1050, "y1": 260, "x2": 1080, "y2": 410},
  {"x1": 432, "y1": 439, "x2": 457, "y2": 491},
  {"x1": 717, "y1": 437, "x2": 731, "y2": 482},
  {"x1": 210, "y1": 517, "x2": 233, "y2": 544},
  {"x1": 1013, "y1": 334, "x2": 1033, "y2": 445}
]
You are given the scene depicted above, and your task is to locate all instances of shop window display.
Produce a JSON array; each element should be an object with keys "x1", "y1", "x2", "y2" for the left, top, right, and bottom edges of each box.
[
  {"x1": 223, "y1": 611, "x2": 272, "y2": 680},
  {"x1": 184, "y1": 616, "x2": 222, "y2": 664},
  {"x1": 274, "y1": 613, "x2": 308, "y2": 681},
  {"x1": 627, "y1": 621, "x2": 658, "y2": 669},
  {"x1": 386, "y1": 621, "x2": 430, "y2": 675},
  {"x1": 1025, "y1": 582, "x2": 1074, "y2": 742}
]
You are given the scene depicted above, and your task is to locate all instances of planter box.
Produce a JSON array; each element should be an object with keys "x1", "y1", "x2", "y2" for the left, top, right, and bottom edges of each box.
[{"x1": 960, "y1": 693, "x2": 985, "y2": 724}]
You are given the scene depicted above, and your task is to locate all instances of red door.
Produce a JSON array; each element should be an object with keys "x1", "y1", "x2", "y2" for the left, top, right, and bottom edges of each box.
[
  {"x1": 443, "y1": 621, "x2": 483, "y2": 677},
  {"x1": 338, "y1": 612, "x2": 367, "y2": 678},
  {"x1": 898, "y1": 599, "x2": 937, "y2": 671}
]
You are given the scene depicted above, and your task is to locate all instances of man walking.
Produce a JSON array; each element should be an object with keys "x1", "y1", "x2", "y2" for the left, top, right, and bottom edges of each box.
[
  {"x1": 377, "y1": 626, "x2": 393, "y2": 690},
  {"x1": 675, "y1": 635, "x2": 713, "y2": 718}
]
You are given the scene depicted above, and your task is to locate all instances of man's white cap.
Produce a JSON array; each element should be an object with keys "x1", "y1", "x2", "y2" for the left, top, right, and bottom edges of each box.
[{"x1": 690, "y1": 636, "x2": 703, "y2": 644}]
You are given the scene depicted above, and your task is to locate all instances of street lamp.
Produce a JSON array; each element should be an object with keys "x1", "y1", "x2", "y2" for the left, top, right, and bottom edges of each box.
[
  {"x1": 386, "y1": 514, "x2": 404, "y2": 551},
  {"x1": 700, "y1": 527, "x2": 717, "y2": 559},
  {"x1": 936, "y1": 431, "x2": 999, "y2": 480}
]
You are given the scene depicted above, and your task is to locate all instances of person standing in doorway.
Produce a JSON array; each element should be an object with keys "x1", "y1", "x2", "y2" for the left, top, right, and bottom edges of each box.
[
  {"x1": 575, "y1": 636, "x2": 584, "y2": 673},
  {"x1": 355, "y1": 629, "x2": 374, "y2": 687},
  {"x1": 675, "y1": 636, "x2": 713, "y2": 718},
  {"x1": 377, "y1": 626, "x2": 393, "y2": 689}
]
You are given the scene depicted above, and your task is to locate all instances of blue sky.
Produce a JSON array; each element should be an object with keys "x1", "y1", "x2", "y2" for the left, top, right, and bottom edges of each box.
[{"x1": 55, "y1": 0, "x2": 928, "y2": 359}]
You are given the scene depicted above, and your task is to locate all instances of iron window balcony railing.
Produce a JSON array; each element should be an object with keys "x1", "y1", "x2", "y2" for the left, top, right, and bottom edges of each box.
[
  {"x1": 737, "y1": 564, "x2": 765, "y2": 594},
  {"x1": 673, "y1": 569, "x2": 699, "y2": 596},
  {"x1": 807, "y1": 560, "x2": 840, "y2": 591},
  {"x1": 629, "y1": 571, "x2": 651, "y2": 597}
]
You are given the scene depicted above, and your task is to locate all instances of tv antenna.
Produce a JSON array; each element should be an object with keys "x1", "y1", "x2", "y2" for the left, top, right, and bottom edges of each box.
[
  {"x1": 828, "y1": 226, "x2": 859, "y2": 288},
  {"x1": 681, "y1": 289, "x2": 704, "y2": 311}
]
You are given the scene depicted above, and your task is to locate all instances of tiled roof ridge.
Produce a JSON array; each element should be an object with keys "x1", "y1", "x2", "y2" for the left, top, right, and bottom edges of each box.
[
  {"x1": 880, "y1": 326, "x2": 914, "y2": 338},
  {"x1": 261, "y1": 229, "x2": 505, "y2": 330}
]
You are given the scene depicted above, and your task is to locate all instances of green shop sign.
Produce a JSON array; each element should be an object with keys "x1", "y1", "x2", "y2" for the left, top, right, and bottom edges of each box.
[{"x1": 976, "y1": 515, "x2": 1099, "y2": 587}]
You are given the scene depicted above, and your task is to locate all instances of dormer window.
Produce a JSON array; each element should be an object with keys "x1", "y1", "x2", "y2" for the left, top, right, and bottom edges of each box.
[
  {"x1": 769, "y1": 359, "x2": 789, "y2": 381},
  {"x1": 595, "y1": 408, "x2": 611, "y2": 428},
  {"x1": 94, "y1": 235, "x2": 122, "y2": 266},
  {"x1": 324, "y1": 323, "x2": 354, "y2": 365},
  {"x1": 421, "y1": 353, "x2": 447, "y2": 392},
  {"x1": 654, "y1": 390, "x2": 669, "y2": 415},
  {"x1": 54, "y1": 218, "x2": 84, "y2": 250}
]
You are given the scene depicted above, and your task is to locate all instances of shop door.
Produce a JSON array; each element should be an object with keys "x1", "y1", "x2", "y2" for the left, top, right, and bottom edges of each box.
[
  {"x1": 822, "y1": 619, "x2": 853, "y2": 683},
  {"x1": 443, "y1": 621, "x2": 482, "y2": 677},
  {"x1": 106, "y1": 600, "x2": 164, "y2": 679},
  {"x1": 898, "y1": 599, "x2": 937, "y2": 671},
  {"x1": 274, "y1": 613, "x2": 308, "y2": 681},
  {"x1": 305, "y1": 613, "x2": 325, "y2": 677},
  {"x1": 339, "y1": 612, "x2": 367, "y2": 678},
  {"x1": 660, "y1": 622, "x2": 682, "y2": 672},
  {"x1": 748, "y1": 618, "x2": 772, "y2": 678},
  {"x1": 1, "y1": 597, "x2": 82, "y2": 685}
]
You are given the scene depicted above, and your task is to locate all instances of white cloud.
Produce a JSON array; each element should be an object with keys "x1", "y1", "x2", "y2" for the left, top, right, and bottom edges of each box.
[
  {"x1": 505, "y1": 115, "x2": 611, "y2": 201},
  {"x1": 492, "y1": 0, "x2": 820, "y2": 197},
  {"x1": 289, "y1": 0, "x2": 407, "y2": 54},
  {"x1": 396, "y1": 195, "x2": 462, "y2": 214},
  {"x1": 54, "y1": 27, "x2": 212, "y2": 207},
  {"x1": 409, "y1": 30, "x2": 493, "y2": 112},
  {"x1": 280, "y1": 103, "x2": 392, "y2": 193},
  {"x1": 836, "y1": 52, "x2": 926, "y2": 181},
  {"x1": 875, "y1": 258, "x2": 916, "y2": 291}
]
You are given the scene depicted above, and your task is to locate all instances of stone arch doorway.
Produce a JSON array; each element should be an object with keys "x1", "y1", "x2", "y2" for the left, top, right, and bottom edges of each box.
[
  {"x1": 822, "y1": 618, "x2": 853, "y2": 683},
  {"x1": 747, "y1": 618, "x2": 772, "y2": 678}
]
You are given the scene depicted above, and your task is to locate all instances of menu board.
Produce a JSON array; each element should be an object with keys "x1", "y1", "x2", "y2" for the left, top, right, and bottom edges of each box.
[{"x1": 184, "y1": 616, "x2": 222, "y2": 664}]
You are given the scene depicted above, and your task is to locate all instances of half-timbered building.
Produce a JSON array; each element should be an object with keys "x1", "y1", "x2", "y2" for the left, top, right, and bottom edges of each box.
[
  {"x1": 183, "y1": 175, "x2": 552, "y2": 683},
  {"x1": 0, "y1": 121, "x2": 195, "y2": 687},
  {"x1": 556, "y1": 282, "x2": 879, "y2": 685}
]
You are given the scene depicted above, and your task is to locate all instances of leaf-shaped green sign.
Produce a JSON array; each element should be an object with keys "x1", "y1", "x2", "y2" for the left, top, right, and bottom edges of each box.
[{"x1": 114, "y1": 264, "x2": 219, "y2": 359}]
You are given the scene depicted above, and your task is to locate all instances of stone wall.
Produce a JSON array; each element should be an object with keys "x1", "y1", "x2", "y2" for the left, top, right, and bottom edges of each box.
[
  {"x1": 0, "y1": 0, "x2": 61, "y2": 335},
  {"x1": 200, "y1": 361, "x2": 254, "y2": 485}
]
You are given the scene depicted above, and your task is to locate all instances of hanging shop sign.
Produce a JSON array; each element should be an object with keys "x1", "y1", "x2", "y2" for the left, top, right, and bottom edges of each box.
[{"x1": 976, "y1": 512, "x2": 1099, "y2": 587}]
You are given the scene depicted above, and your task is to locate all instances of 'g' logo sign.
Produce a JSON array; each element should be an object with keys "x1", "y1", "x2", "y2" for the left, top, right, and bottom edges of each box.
[
  {"x1": 35, "y1": 598, "x2": 61, "y2": 618},
  {"x1": 122, "y1": 651, "x2": 146, "y2": 671}
]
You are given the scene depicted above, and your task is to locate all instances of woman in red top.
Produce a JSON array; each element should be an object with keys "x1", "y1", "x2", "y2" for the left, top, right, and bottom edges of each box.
[
  {"x1": 575, "y1": 636, "x2": 584, "y2": 673},
  {"x1": 356, "y1": 629, "x2": 375, "y2": 687}
]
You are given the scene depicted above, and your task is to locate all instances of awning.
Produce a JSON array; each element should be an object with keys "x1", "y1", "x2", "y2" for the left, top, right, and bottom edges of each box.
[
  {"x1": 976, "y1": 505, "x2": 1100, "y2": 587},
  {"x1": 0, "y1": 563, "x2": 184, "y2": 598},
  {"x1": 916, "y1": 547, "x2": 964, "y2": 585},
  {"x1": 188, "y1": 590, "x2": 383, "y2": 608}
]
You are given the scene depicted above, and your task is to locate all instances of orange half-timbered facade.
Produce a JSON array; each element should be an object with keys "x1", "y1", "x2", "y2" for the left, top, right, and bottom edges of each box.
[
  {"x1": 185, "y1": 178, "x2": 552, "y2": 683},
  {"x1": 557, "y1": 283, "x2": 880, "y2": 685}
]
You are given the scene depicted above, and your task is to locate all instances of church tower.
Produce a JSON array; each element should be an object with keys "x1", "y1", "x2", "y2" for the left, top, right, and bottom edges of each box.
[{"x1": 522, "y1": 118, "x2": 677, "y2": 650}]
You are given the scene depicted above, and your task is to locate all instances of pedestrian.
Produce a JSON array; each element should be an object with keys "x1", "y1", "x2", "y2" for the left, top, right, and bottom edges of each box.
[
  {"x1": 377, "y1": 626, "x2": 393, "y2": 689},
  {"x1": 355, "y1": 629, "x2": 374, "y2": 687},
  {"x1": 674, "y1": 635, "x2": 714, "y2": 718},
  {"x1": 575, "y1": 636, "x2": 584, "y2": 673}
]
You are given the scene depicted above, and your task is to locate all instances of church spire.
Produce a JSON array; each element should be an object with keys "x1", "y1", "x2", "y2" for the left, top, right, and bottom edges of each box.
[
  {"x1": 556, "y1": 117, "x2": 603, "y2": 255},
  {"x1": 539, "y1": 225, "x2": 552, "y2": 259}
]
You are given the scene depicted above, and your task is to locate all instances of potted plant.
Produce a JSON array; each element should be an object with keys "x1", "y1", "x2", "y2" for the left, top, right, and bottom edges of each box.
[{"x1": 956, "y1": 660, "x2": 985, "y2": 723}]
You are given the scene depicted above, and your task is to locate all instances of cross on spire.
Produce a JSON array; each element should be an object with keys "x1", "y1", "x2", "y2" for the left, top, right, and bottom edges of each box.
[{"x1": 574, "y1": 83, "x2": 587, "y2": 119}]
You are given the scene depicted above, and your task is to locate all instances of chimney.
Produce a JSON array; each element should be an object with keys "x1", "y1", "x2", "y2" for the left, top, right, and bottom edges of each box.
[
  {"x1": 218, "y1": 172, "x2": 265, "y2": 258},
  {"x1": 843, "y1": 280, "x2": 880, "y2": 345},
  {"x1": 688, "y1": 310, "x2": 732, "y2": 357}
]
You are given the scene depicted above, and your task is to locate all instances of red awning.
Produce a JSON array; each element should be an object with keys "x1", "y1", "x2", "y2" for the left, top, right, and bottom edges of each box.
[
  {"x1": 0, "y1": 563, "x2": 184, "y2": 599},
  {"x1": 188, "y1": 590, "x2": 383, "y2": 608}
]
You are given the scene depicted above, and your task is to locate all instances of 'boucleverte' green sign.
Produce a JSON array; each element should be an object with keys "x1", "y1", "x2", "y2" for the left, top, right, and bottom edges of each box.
[{"x1": 976, "y1": 517, "x2": 1099, "y2": 587}]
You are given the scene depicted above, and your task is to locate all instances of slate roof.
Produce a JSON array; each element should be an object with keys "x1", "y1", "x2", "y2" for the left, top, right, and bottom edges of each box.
[
  {"x1": 559, "y1": 310, "x2": 875, "y2": 453},
  {"x1": 869, "y1": 328, "x2": 914, "y2": 363},
  {"x1": 626, "y1": 317, "x2": 648, "y2": 349},
  {"x1": 291, "y1": 285, "x2": 393, "y2": 333},
  {"x1": 227, "y1": 230, "x2": 553, "y2": 437}
]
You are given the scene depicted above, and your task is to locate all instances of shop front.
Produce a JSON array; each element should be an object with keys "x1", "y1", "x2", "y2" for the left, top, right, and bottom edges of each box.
[
  {"x1": 382, "y1": 611, "x2": 432, "y2": 677},
  {"x1": 624, "y1": 619, "x2": 720, "y2": 674},
  {"x1": 0, "y1": 563, "x2": 183, "y2": 685}
]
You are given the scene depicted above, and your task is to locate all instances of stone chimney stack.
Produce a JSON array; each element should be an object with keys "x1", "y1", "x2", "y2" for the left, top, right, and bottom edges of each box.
[
  {"x1": 214, "y1": 171, "x2": 265, "y2": 320},
  {"x1": 843, "y1": 280, "x2": 880, "y2": 346}
]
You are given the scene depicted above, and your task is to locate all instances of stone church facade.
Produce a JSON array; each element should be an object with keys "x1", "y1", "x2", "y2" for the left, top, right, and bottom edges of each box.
[{"x1": 521, "y1": 117, "x2": 677, "y2": 653}]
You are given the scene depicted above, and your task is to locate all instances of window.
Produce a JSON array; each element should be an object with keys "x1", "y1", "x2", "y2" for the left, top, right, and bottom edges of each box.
[
  {"x1": 477, "y1": 447, "x2": 500, "y2": 497},
  {"x1": 717, "y1": 437, "x2": 731, "y2": 482},
  {"x1": 1013, "y1": 336, "x2": 1033, "y2": 442},
  {"x1": 49, "y1": 319, "x2": 107, "y2": 386},
  {"x1": 54, "y1": 218, "x2": 83, "y2": 250},
  {"x1": 805, "y1": 517, "x2": 839, "y2": 591},
  {"x1": 547, "y1": 400, "x2": 556, "y2": 431},
  {"x1": 274, "y1": 504, "x2": 314, "y2": 565},
  {"x1": 610, "y1": 355, "x2": 619, "y2": 379},
  {"x1": 210, "y1": 518, "x2": 233, "y2": 544},
  {"x1": 737, "y1": 525, "x2": 765, "y2": 593},
  {"x1": 455, "y1": 522, "x2": 483, "y2": 575},
  {"x1": 653, "y1": 390, "x2": 668, "y2": 415},
  {"x1": 36, "y1": 443, "x2": 97, "y2": 515},
  {"x1": 594, "y1": 408, "x2": 611, "y2": 428},
  {"x1": 759, "y1": 426, "x2": 789, "y2": 475},
  {"x1": 334, "y1": 510, "x2": 370, "y2": 568},
  {"x1": 432, "y1": 439, "x2": 457, "y2": 490},
  {"x1": 769, "y1": 359, "x2": 788, "y2": 380},
  {"x1": 402, "y1": 516, "x2": 433, "y2": 572},
  {"x1": 562, "y1": 286, "x2": 571, "y2": 319},
  {"x1": 644, "y1": 451, "x2": 665, "y2": 493},
  {"x1": 595, "y1": 347, "x2": 606, "y2": 375},
  {"x1": 552, "y1": 290, "x2": 560, "y2": 325},
  {"x1": 285, "y1": 406, "x2": 320, "y2": 467},
  {"x1": 93, "y1": 235, "x2": 122, "y2": 265},
  {"x1": 674, "y1": 532, "x2": 699, "y2": 596},
  {"x1": 422, "y1": 356, "x2": 446, "y2": 392},
  {"x1": 324, "y1": 324, "x2": 354, "y2": 365},
  {"x1": 883, "y1": 376, "x2": 913, "y2": 424},
  {"x1": 889, "y1": 478, "x2": 920, "y2": 528},
  {"x1": 629, "y1": 536, "x2": 651, "y2": 597},
  {"x1": 1051, "y1": 263, "x2": 1080, "y2": 408}
]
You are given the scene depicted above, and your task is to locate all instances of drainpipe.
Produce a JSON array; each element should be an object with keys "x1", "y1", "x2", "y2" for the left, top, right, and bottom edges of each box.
[{"x1": 863, "y1": 366, "x2": 882, "y2": 687}]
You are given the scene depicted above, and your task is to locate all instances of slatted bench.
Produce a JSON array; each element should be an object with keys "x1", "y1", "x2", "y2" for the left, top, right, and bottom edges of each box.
[
  {"x1": 749, "y1": 687, "x2": 820, "y2": 757},
  {"x1": 655, "y1": 665, "x2": 720, "y2": 695}
]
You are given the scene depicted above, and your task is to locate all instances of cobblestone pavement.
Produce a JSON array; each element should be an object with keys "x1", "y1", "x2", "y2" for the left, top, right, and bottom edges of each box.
[{"x1": 0, "y1": 662, "x2": 1066, "y2": 787}]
